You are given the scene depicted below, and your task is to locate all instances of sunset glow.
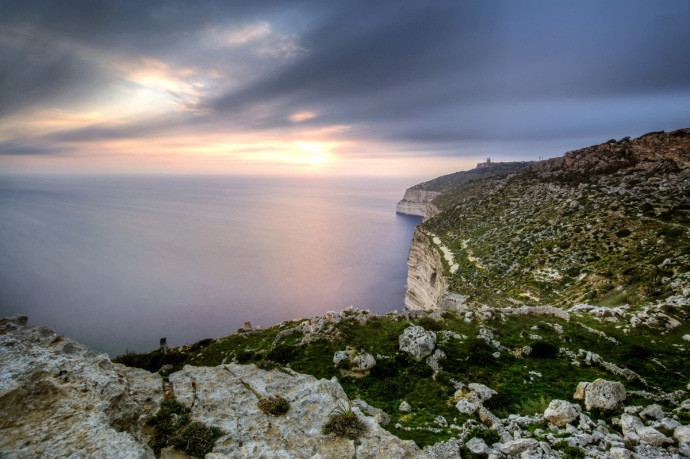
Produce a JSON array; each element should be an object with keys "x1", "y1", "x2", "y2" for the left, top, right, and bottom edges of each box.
[{"x1": 1, "y1": 2, "x2": 688, "y2": 177}]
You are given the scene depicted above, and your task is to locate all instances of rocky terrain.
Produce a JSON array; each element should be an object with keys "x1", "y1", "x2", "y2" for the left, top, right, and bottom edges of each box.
[
  {"x1": 406, "y1": 129, "x2": 690, "y2": 311},
  {"x1": 2, "y1": 128, "x2": 689, "y2": 458},
  {"x1": 396, "y1": 161, "x2": 532, "y2": 219}
]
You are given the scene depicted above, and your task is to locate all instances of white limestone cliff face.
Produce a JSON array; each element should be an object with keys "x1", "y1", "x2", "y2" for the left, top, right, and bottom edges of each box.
[
  {"x1": 0, "y1": 315, "x2": 423, "y2": 458},
  {"x1": 396, "y1": 189, "x2": 440, "y2": 217},
  {"x1": 405, "y1": 229, "x2": 448, "y2": 310}
]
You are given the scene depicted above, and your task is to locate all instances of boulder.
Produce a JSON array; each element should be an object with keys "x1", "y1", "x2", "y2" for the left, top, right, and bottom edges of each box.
[
  {"x1": 455, "y1": 399, "x2": 480, "y2": 415},
  {"x1": 350, "y1": 352, "x2": 376, "y2": 372},
  {"x1": 581, "y1": 379, "x2": 626, "y2": 411},
  {"x1": 466, "y1": 437, "x2": 490, "y2": 455},
  {"x1": 639, "y1": 404, "x2": 664, "y2": 420},
  {"x1": 608, "y1": 447, "x2": 633, "y2": 458},
  {"x1": 0, "y1": 316, "x2": 163, "y2": 458},
  {"x1": 636, "y1": 426, "x2": 671, "y2": 446},
  {"x1": 499, "y1": 438, "x2": 538, "y2": 456},
  {"x1": 170, "y1": 364, "x2": 421, "y2": 456},
  {"x1": 467, "y1": 383, "x2": 497, "y2": 402},
  {"x1": 573, "y1": 381, "x2": 589, "y2": 400},
  {"x1": 399, "y1": 401, "x2": 412, "y2": 412},
  {"x1": 399, "y1": 326, "x2": 437, "y2": 361},
  {"x1": 332, "y1": 348, "x2": 376, "y2": 372},
  {"x1": 544, "y1": 400, "x2": 579, "y2": 427},
  {"x1": 675, "y1": 425, "x2": 690, "y2": 445}
]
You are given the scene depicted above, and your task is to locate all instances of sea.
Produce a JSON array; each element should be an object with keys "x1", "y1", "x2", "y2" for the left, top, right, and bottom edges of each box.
[{"x1": 0, "y1": 174, "x2": 423, "y2": 356}]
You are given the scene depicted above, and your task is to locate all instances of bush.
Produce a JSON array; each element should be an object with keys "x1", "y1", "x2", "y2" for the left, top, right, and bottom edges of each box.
[
  {"x1": 235, "y1": 350, "x2": 254, "y2": 364},
  {"x1": 258, "y1": 395, "x2": 290, "y2": 416},
  {"x1": 149, "y1": 399, "x2": 224, "y2": 458},
  {"x1": 173, "y1": 422, "x2": 224, "y2": 458},
  {"x1": 266, "y1": 344, "x2": 296, "y2": 364},
  {"x1": 369, "y1": 358, "x2": 399, "y2": 378},
  {"x1": 466, "y1": 426, "x2": 500, "y2": 445},
  {"x1": 615, "y1": 228, "x2": 631, "y2": 238},
  {"x1": 323, "y1": 401, "x2": 367, "y2": 440},
  {"x1": 529, "y1": 341, "x2": 559, "y2": 359}
]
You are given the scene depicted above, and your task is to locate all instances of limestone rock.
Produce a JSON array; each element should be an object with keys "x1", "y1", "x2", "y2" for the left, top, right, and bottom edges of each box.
[
  {"x1": 639, "y1": 404, "x2": 664, "y2": 420},
  {"x1": 573, "y1": 381, "x2": 589, "y2": 400},
  {"x1": 636, "y1": 426, "x2": 671, "y2": 446},
  {"x1": 608, "y1": 447, "x2": 633, "y2": 458},
  {"x1": 467, "y1": 383, "x2": 497, "y2": 402},
  {"x1": 544, "y1": 400, "x2": 579, "y2": 427},
  {"x1": 399, "y1": 401, "x2": 412, "y2": 412},
  {"x1": 333, "y1": 347, "x2": 376, "y2": 372},
  {"x1": 405, "y1": 230, "x2": 448, "y2": 310},
  {"x1": 466, "y1": 437, "x2": 490, "y2": 455},
  {"x1": 169, "y1": 364, "x2": 421, "y2": 457},
  {"x1": 582, "y1": 379, "x2": 626, "y2": 411},
  {"x1": 0, "y1": 315, "x2": 163, "y2": 458},
  {"x1": 399, "y1": 325, "x2": 437, "y2": 361},
  {"x1": 674, "y1": 425, "x2": 690, "y2": 445},
  {"x1": 499, "y1": 438, "x2": 538, "y2": 455}
]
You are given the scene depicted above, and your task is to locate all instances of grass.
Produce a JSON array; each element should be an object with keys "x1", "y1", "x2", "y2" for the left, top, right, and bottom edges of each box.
[
  {"x1": 118, "y1": 304, "x2": 689, "y2": 448},
  {"x1": 257, "y1": 395, "x2": 290, "y2": 416},
  {"x1": 148, "y1": 399, "x2": 224, "y2": 458},
  {"x1": 323, "y1": 400, "x2": 368, "y2": 440}
]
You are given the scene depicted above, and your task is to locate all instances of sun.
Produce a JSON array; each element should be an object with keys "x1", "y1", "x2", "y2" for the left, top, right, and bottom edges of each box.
[{"x1": 296, "y1": 141, "x2": 336, "y2": 165}]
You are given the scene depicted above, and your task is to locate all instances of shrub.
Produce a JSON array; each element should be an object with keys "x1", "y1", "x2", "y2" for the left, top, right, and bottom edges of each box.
[
  {"x1": 266, "y1": 344, "x2": 296, "y2": 364},
  {"x1": 258, "y1": 395, "x2": 290, "y2": 416},
  {"x1": 236, "y1": 350, "x2": 254, "y2": 364},
  {"x1": 323, "y1": 401, "x2": 368, "y2": 440},
  {"x1": 149, "y1": 399, "x2": 224, "y2": 458},
  {"x1": 369, "y1": 358, "x2": 399, "y2": 378},
  {"x1": 173, "y1": 422, "x2": 224, "y2": 458},
  {"x1": 615, "y1": 228, "x2": 631, "y2": 238},
  {"x1": 466, "y1": 426, "x2": 500, "y2": 445},
  {"x1": 529, "y1": 341, "x2": 558, "y2": 359},
  {"x1": 416, "y1": 317, "x2": 444, "y2": 331}
]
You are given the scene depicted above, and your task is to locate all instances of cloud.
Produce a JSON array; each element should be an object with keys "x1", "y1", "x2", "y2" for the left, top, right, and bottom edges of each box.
[{"x1": 0, "y1": 0, "x2": 689, "y2": 172}]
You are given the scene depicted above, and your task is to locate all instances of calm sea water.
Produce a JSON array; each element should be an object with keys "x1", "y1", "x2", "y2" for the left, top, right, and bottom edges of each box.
[{"x1": 0, "y1": 174, "x2": 421, "y2": 356}]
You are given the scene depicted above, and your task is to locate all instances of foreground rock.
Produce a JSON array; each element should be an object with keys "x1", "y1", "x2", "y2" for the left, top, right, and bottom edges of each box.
[
  {"x1": 0, "y1": 316, "x2": 422, "y2": 458},
  {"x1": 0, "y1": 315, "x2": 163, "y2": 457},
  {"x1": 170, "y1": 364, "x2": 420, "y2": 457}
]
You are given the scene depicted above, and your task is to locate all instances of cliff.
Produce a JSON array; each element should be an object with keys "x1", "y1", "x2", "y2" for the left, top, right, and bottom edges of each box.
[
  {"x1": 404, "y1": 229, "x2": 447, "y2": 310},
  {"x1": 396, "y1": 161, "x2": 532, "y2": 218},
  {"x1": 395, "y1": 189, "x2": 440, "y2": 217},
  {"x1": 404, "y1": 128, "x2": 690, "y2": 311}
]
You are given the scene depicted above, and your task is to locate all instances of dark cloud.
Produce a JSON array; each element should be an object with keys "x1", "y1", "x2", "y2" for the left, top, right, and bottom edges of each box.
[{"x1": 1, "y1": 0, "x2": 689, "y2": 161}]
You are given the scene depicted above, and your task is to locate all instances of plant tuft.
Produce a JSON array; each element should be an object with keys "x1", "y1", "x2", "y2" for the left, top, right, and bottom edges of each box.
[{"x1": 258, "y1": 395, "x2": 290, "y2": 416}]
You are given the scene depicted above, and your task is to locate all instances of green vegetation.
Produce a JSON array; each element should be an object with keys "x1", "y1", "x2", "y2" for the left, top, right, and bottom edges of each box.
[
  {"x1": 323, "y1": 400, "x2": 368, "y2": 440},
  {"x1": 117, "y1": 303, "x2": 689, "y2": 448},
  {"x1": 148, "y1": 399, "x2": 224, "y2": 458},
  {"x1": 258, "y1": 395, "x2": 291, "y2": 416}
]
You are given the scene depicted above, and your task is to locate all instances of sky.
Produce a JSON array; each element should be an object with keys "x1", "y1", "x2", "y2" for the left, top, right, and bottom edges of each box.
[{"x1": 1, "y1": 0, "x2": 689, "y2": 177}]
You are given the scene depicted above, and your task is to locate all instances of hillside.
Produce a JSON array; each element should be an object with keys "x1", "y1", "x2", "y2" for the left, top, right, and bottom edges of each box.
[{"x1": 407, "y1": 129, "x2": 690, "y2": 311}]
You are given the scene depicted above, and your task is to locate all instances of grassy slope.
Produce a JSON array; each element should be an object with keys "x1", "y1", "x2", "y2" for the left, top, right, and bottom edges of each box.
[{"x1": 115, "y1": 306, "x2": 689, "y2": 448}]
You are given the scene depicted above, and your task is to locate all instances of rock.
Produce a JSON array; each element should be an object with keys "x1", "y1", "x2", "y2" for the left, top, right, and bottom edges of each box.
[
  {"x1": 333, "y1": 348, "x2": 376, "y2": 372},
  {"x1": 608, "y1": 446, "x2": 633, "y2": 458},
  {"x1": 455, "y1": 399, "x2": 480, "y2": 415},
  {"x1": 573, "y1": 381, "x2": 589, "y2": 400},
  {"x1": 620, "y1": 413, "x2": 643, "y2": 438},
  {"x1": 683, "y1": 334, "x2": 690, "y2": 342},
  {"x1": 675, "y1": 425, "x2": 690, "y2": 445},
  {"x1": 333, "y1": 350, "x2": 348, "y2": 366},
  {"x1": 468, "y1": 383, "x2": 497, "y2": 402},
  {"x1": 426, "y1": 348, "x2": 446, "y2": 374},
  {"x1": 639, "y1": 404, "x2": 664, "y2": 420},
  {"x1": 478, "y1": 406, "x2": 500, "y2": 424},
  {"x1": 544, "y1": 400, "x2": 579, "y2": 427},
  {"x1": 424, "y1": 437, "x2": 462, "y2": 458},
  {"x1": 582, "y1": 379, "x2": 626, "y2": 411},
  {"x1": 636, "y1": 426, "x2": 671, "y2": 446},
  {"x1": 434, "y1": 415, "x2": 448, "y2": 427},
  {"x1": 0, "y1": 316, "x2": 163, "y2": 458},
  {"x1": 170, "y1": 364, "x2": 421, "y2": 457},
  {"x1": 241, "y1": 321, "x2": 253, "y2": 332},
  {"x1": 399, "y1": 325, "x2": 437, "y2": 361},
  {"x1": 350, "y1": 352, "x2": 376, "y2": 372},
  {"x1": 499, "y1": 438, "x2": 538, "y2": 455},
  {"x1": 351, "y1": 399, "x2": 390, "y2": 426},
  {"x1": 399, "y1": 401, "x2": 412, "y2": 412},
  {"x1": 466, "y1": 437, "x2": 490, "y2": 455}
]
